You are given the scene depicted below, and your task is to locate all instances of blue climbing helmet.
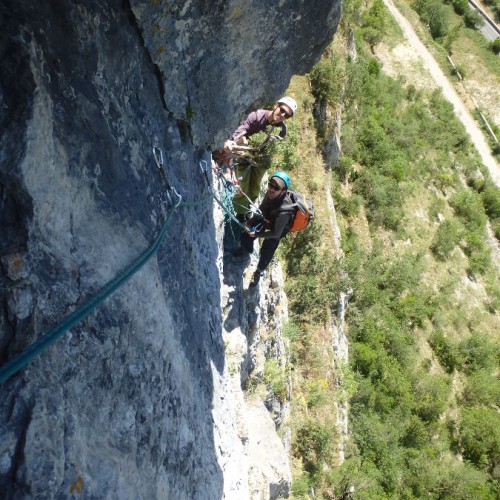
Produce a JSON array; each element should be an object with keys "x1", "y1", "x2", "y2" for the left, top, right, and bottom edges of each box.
[{"x1": 271, "y1": 171, "x2": 291, "y2": 189}]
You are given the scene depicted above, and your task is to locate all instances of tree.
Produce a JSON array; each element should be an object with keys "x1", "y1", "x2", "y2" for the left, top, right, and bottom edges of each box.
[
  {"x1": 413, "y1": 0, "x2": 450, "y2": 39},
  {"x1": 464, "y1": 9, "x2": 484, "y2": 29},
  {"x1": 490, "y1": 38, "x2": 500, "y2": 55}
]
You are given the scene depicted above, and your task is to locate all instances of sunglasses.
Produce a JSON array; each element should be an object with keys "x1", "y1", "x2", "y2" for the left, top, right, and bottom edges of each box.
[
  {"x1": 267, "y1": 182, "x2": 282, "y2": 191},
  {"x1": 278, "y1": 106, "x2": 291, "y2": 118}
]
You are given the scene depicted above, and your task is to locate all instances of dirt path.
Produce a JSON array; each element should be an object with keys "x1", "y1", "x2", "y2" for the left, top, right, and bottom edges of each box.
[{"x1": 382, "y1": 0, "x2": 500, "y2": 187}]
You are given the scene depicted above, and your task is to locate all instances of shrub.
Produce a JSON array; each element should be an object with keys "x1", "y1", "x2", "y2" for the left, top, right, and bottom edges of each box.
[
  {"x1": 490, "y1": 38, "x2": 500, "y2": 55},
  {"x1": 413, "y1": 0, "x2": 450, "y2": 39},
  {"x1": 338, "y1": 155, "x2": 354, "y2": 183},
  {"x1": 362, "y1": 27, "x2": 383, "y2": 49},
  {"x1": 264, "y1": 359, "x2": 287, "y2": 402},
  {"x1": 461, "y1": 369, "x2": 500, "y2": 407},
  {"x1": 481, "y1": 182, "x2": 500, "y2": 220},
  {"x1": 428, "y1": 195, "x2": 447, "y2": 221},
  {"x1": 467, "y1": 244, "x2": 491, "y2": 275},
  {"x1": 294, "y1": 421, "x2": 336, "y2": 473},
  {"x1": 305, "y1": 378, "x2": 329, "y2": 408},
  {"x1": 361, "y1": 0, "x2": 386, "y2": 49},
  {"x1": 407, "y1": 453, "x2": 499, "y2": 499},
  {"x1": 335, "y1": 192, "x2": 363, "y2": 218},
  {"x1": 458, "y1": 333, "x2": 499, "y2": 374},
  {"x1": 310, "y1": 56, "x2": 343, "y2": 106},
  {"x1": 428, "y1": 330, "x2": 461, "y2": 373},
  {"x1": 464, "y1": 9, "x2": 484, "y2": 29},
  {"x1": 392, "y1": 293, "x2": 435, "y2": 329},
  {"x1": 459, "y1": 407, "x2": 500, "y2": 471},
  {"x1": 413, "y1": 373, "x2": 451, "y2": 422},
  {"x1": 450, "y1": 189, "x2": 487, "y2": 232},
  {"x1": 291, "y1": 473, "x2": 311, "y2": 496},
  {"x1": 400, "y1": 415, "x2": 428, "y2": 449},
  {"x1": 353, "y1": 170, "x2": 403, "y2": 230},
  {"x1": 451, "y1": 0, "x2": 468, "y2": 15},
  {"x1": 431, "y1": 219, "x2": 463, "y2": 260}
]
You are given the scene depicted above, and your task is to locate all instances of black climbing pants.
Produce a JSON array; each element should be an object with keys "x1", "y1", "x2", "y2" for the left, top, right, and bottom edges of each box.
[{"x1": 241, "y1": 232, "x2": 280, "y2": 272}]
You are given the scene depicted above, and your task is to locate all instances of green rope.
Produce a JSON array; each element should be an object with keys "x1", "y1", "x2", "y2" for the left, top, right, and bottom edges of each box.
[
  {"x1": 0, "y1": 185, "x2": 245, "y2": 385},
  {"x1": 0, "y1": 205, "x2": 180, "y2": 385}
]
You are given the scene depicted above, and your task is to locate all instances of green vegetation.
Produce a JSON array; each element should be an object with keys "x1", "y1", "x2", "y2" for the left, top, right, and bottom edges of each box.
[
  {"x1": 414, "y1": 0, "x2": 451, "y2": 39},
  {"x1": 274, "y1": 0, "x2": 499, "y2": 496},
  {"x1": 491, "y1": 38, "x2": 500, "y2": 54},
  {"x1": 264, "y1": 358, "x2": 288, "y2": 402}
]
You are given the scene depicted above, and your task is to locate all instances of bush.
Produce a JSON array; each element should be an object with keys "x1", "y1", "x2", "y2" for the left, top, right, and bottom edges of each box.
[
  {"x1": 353, "y1": 170, "x2": 403, "y2": 230},
  {"x1": 338, "y1": 155, "x2": 354, "y2": 183},
  {"x1": 481, "y1": 182, "x2": 500, "y2": 220},
  {"x1": 451, "y1": 0, "x2": 468, "y2": 15},
  {"x1": 413, "y1": 373, "x2": 451, "y2": 422},
  {"x1": 431, "y1": 219, "x2": 463, "y2": 260},
  {"x1": 458, "y1": 333, "x2": 499, "y2": 374},
  {"x1": 294, "y1": 421, "x2": 336, "y2": 473},
  {"x1": 461, "y1": 370, "x2": 500, "y2": 407},
  {"x1": 450, "y1": 189, "x2": 488, "y2": 232},
  {"x1": 464, "y1": 9, "x2": 484, "y2": 29},
  {"x1": 413, "y1": 0, "x2": 450, "y2": 39},
  {"x1": 335, "y1": 192, "x2": 363, "y2": 218},
  {"x1": 291, "y1": 473, "x2": 311, "y2": 497},
  {"x1": 264, "y1": 359, "x2": 287, "y2": 402},
  {"x1": 459, "y1": 407, "x2": 500, "y2": 471},
  {"x1": 310, "y1": 56, "x2": 343, "y2": 106},
  {"x1": 428, "y1": 330, "x2": 461, "y2": 373},
  {"x1": 490, "y1": 38, "x2": 500, "y2": 55},
  {"x1": 400, "y1": 415, "x2": 428, "y2": 449},
  {"x1": 406, "y1": 452, "x2": 499, "y2": 499},
  {"x1": 392, "y1": 293, "x2": 435, "y2": 328},
  {"x1": 361, "y1": 0, "x2": 386, "y2": 49}
]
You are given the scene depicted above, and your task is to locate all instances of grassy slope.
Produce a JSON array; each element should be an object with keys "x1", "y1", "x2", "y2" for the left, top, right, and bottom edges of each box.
[
  {"x1": 267, "y1": 1, "x2": 500, "y2": 497},
  {"x1": 396, "y1": 0, "x2": 500, "y2": 149}
]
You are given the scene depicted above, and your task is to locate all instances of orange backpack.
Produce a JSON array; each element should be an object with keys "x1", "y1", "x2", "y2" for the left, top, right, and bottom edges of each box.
[{"x1": 289, "y1": 191, "x2": 314, "y2": 232}]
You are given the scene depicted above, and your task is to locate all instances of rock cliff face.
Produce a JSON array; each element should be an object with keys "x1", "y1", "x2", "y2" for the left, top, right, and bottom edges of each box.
[{"x1": 0, "y1": 1, "x2": 340, "y2": 498}]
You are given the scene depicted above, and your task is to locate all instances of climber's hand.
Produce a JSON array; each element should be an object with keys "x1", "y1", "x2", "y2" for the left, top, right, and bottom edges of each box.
[{"x1": 224, "y1": 140, "x2": 237, "y2": 152}]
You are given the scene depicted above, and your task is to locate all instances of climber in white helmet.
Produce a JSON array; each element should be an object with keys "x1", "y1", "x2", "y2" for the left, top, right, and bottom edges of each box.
[{"x1": 223, "y1": 96, "x2": 298, "y2": 153}]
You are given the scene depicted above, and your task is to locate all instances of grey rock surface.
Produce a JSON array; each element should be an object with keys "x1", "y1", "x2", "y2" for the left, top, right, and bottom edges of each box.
[
  {"x1": 0, "y1": 0, "x2": 340, "y2": 497},
  {"x1": 220, "y1": 236, "x2": 291, "y2": 499}
]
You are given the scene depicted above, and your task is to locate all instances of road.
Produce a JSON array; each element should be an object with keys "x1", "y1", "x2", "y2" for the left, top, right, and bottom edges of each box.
[
  {"x1": 382, "y1": 0, "x2": 500, "y2": 187},
  {"x1": 469, "y1": 0, "x2": 500, "y2": 41}
]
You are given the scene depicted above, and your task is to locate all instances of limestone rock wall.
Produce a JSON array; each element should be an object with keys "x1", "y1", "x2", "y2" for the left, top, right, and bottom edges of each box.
[{"x1": 0, "y1": 1, "x2": 340, "y2": 497}]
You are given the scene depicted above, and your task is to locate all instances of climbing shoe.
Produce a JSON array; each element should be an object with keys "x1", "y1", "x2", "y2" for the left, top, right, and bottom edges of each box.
[{"x1": 249, "y1": 269, "x2": 263, "y2": 288}]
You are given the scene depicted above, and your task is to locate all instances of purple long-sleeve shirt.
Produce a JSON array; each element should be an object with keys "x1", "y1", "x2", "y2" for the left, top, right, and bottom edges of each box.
[{"x1": 232, "y1": 109, "x2": 287, "y2": 141}]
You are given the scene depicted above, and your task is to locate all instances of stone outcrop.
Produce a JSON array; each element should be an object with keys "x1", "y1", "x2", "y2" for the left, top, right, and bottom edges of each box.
[
  {"x1": 221, "y1": 244, "x2": 292, "y2": 498},
  {"x1": 0, "y1": 1, "x2": 340, "y2": 497}
]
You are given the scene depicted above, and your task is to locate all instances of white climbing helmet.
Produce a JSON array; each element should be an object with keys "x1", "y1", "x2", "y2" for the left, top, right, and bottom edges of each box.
[{"x1": 277, "y1": 96, "x2": 297, "y2": 115}]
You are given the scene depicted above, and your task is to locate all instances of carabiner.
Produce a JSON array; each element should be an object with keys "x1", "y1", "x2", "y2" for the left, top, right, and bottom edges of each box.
[{"x1": 153, "y1": 146, "x2": 164, "y2": 170}]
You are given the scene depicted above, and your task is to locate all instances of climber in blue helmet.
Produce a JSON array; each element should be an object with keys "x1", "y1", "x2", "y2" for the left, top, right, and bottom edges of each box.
[{"x1": 236, "y1": 171, "x2": 296, "y2": 287}]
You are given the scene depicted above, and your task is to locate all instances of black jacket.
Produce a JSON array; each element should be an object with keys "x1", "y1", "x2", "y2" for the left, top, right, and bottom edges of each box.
[{"x1": 250, "y1": 191, "x2": 296, "y2": 240}]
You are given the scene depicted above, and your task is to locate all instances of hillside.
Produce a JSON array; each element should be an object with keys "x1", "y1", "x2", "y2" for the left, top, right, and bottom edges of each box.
[{"x1": 278, "y1": 0, "x2": 500, "y2": 497}]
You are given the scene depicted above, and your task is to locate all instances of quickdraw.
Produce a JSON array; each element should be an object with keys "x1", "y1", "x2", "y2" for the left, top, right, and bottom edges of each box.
[{"x1": 153, "y1": 144, "x2": 182, "y2": 207}]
